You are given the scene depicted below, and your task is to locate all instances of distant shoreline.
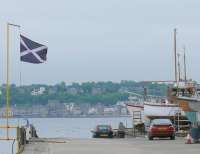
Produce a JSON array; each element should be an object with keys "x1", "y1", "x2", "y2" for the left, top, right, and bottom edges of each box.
[{"x1": 0, "y1": 115, "x2": 131, "y2": 119}]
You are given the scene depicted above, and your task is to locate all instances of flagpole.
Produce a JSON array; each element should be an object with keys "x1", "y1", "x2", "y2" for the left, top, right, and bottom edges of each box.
[
  {"x1": 19, "y1": 28, "x2": 22, "y2": 87},
  {"x1": 6, "y1": 23, "x2": 20, "y2": 140},
  {"x1": 6, "y1": 22, "x2": 9, "y2": 140}
]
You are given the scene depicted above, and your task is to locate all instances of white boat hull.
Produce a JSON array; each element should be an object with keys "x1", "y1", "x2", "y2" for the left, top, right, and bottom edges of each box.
[
  {"x1": 144, "y1": 103, "x2": 184, "y2": 117},
  {"x1": 126, "y1": 102, "x2": 185, "y2": 121}
]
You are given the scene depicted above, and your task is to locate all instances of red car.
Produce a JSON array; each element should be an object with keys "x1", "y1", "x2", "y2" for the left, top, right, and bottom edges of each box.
[{"x1": 147, "y1": 119, "x2": 175, "y2": 140}]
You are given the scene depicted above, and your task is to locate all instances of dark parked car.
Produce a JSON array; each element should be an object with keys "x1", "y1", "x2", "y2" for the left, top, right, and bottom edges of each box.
[
  {"x1": 93, "y1": 125, "x2": 113, "y2": 138},
  {"x1": 147, "y1": 119, "x2": 175, "y2": 140}
]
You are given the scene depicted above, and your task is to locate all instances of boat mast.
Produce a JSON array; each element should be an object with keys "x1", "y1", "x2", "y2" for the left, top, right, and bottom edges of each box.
[
  {"x1": 177, "y1": 53, "x2": 181, "y2": 81},
  {"x1": 183, "y1": 47, "x2": 187, "y2": 82},
  {"x1": 174, "y1": 29, "x2": 178, "y2": 83}
]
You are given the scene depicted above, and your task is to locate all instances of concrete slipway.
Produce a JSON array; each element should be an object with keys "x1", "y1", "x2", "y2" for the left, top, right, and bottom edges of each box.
[{"x1": 21, "y1": 137, "x2": 200, "y2": 154}]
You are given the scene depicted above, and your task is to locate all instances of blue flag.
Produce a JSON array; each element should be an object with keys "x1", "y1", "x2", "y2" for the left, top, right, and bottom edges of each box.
[{"x1": 20, "y1": 35, "x2": 47, "y2": 64}]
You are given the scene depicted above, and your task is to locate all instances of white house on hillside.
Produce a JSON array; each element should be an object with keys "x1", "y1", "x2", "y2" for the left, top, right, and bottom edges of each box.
[{"x1": 31, "y1": 87, "x2": 46, "y2": 96}]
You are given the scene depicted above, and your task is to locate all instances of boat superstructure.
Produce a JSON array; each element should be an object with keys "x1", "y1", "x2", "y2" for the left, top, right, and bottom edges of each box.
[{"x1": 169, "y1": 81, "x2": 200, "y2": 112}]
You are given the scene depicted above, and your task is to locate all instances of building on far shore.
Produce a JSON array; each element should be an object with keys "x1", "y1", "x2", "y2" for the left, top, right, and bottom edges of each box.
[
  {"x1": 0, "y1": 101, "x2": 129, "y2": 118},
  {"x1": 31, "y1": 87, "x2": 46, "y2": 96}
]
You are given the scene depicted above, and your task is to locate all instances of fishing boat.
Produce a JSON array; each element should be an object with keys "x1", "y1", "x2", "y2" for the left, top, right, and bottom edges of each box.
[
  {"x1": 125, "y1": 29, "x2": 198, "y2": 125},
  {"x1": 170, "y1": 29, "x2": 200, "y2": 113}
]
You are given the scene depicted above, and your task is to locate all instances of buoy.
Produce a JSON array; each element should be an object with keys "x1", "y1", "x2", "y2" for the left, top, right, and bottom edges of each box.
[{"x1": 185, "y1": 133, "x2": 192, "y2": 144}]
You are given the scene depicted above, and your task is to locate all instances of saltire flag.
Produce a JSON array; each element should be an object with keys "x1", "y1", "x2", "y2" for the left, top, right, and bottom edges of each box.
[{"x1": 20, "y1": 35, "x2": 47, "y2": 64}]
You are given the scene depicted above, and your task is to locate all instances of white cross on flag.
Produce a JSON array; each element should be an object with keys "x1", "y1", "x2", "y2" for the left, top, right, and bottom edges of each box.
[{"x1": 20, "y1": 35, "x2": 48, "y2": 64}]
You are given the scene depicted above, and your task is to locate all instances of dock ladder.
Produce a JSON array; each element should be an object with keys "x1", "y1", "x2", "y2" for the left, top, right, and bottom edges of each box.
[
  {"x1": 132, "y1": 111, "x2": 143, "y2": 137},
  {"x1": 174, "y1": 110, "x2": 190, "y2": 136},
  {"x1": 133, "y1": 111, "x2": 142, "y2": 124}
]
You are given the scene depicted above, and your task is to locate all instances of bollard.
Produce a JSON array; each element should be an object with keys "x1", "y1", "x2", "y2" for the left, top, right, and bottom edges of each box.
[
  {"x1": 21, "y1": 127, "x2": 25, "y2": 145},
  {"x1": 16, "y1": 127, "x2": 20, "y2": 154}
]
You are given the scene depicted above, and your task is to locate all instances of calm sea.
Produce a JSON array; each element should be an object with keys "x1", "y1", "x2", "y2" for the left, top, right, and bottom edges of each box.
[{"x1": 0, "y1": 117, "x2": 132, "y2": 154}]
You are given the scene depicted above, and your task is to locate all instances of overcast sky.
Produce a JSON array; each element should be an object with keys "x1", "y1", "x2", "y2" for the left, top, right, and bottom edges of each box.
[{"x1": 0, "y1": 0, "x2": 200, "y2": 85}]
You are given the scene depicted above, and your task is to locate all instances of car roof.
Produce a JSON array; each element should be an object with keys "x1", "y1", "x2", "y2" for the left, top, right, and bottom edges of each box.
[
  {"x1": 97, "y1": 124, "x2": 110, "y2": 127},
  {"x1": 151, "y1": 119, "x2": 172, "y2": 125}
]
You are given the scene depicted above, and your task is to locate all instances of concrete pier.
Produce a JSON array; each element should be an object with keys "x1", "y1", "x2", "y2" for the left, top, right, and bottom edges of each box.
[{"x1": 21, "y1": 137, "x2": 200, "y2": 154}]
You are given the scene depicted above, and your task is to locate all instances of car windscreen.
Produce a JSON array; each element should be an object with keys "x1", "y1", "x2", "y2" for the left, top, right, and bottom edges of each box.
[
  {"x1": 98, "y1": 125, "x2": 109, "y2": 130},
  {"x1": 152, "y1": 119, "x2": 172, "y2": 125}
]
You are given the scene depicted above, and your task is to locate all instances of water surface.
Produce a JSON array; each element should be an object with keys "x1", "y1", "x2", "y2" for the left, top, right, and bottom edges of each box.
[{"x1": 0, "y1": 117, "x2": 132, "y2": 154}]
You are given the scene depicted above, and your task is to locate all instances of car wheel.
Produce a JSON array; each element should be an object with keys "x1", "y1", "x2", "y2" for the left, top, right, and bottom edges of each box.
[
  {"x1": 120, "y1": 134, "x2": 125, "y2": 138},
  {"x1": 148, "y1": 136, "x2": 153, "y2": 140},
  {"x1": 170, "y1": 135, "x2": 175, "y2": 140},
  {"x1": 93, "y1": 134, "x2": 99, "y2": 138}
]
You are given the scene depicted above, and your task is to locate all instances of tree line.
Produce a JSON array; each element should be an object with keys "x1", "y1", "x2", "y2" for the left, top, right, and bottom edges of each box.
[{"x1": 0, "y1": 81, "x2": 168, "y2": 107}]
